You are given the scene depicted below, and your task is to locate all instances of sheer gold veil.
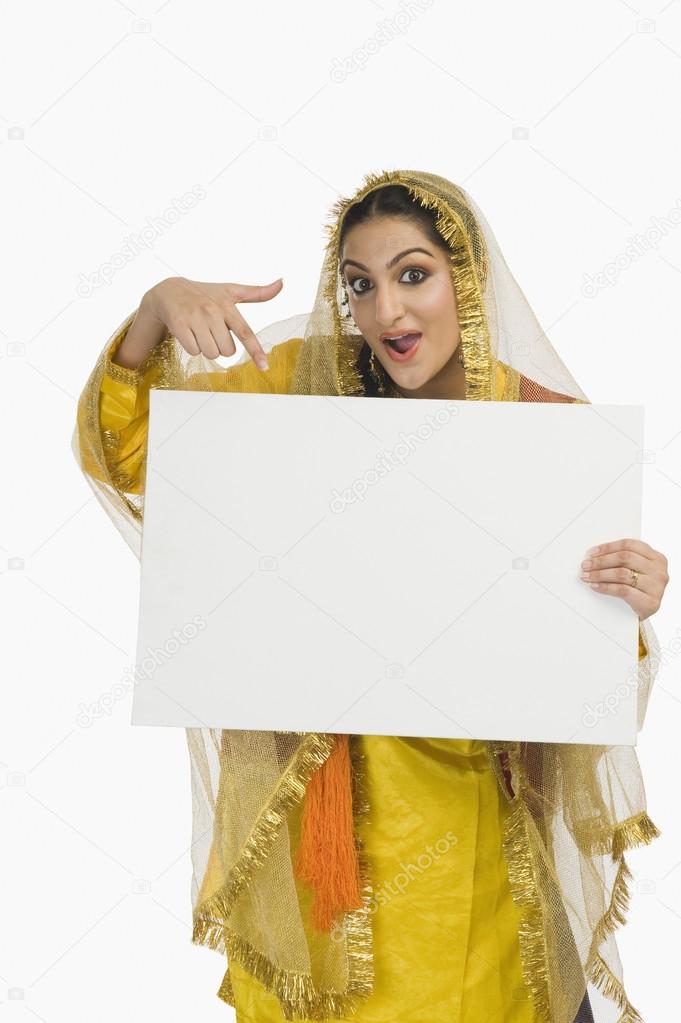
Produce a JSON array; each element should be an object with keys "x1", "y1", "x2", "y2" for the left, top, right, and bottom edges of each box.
[{"x1": 72, "y1": 168, "x2": 662, "y2": 1022}]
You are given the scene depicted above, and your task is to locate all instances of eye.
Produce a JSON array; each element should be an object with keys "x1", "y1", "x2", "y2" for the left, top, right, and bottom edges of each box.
[
  {"x1": 346, "y1": 266, "x2": 428, "y2": 296},
  {"x1": 400, "y1": 267, "x2": 427, "y2": 285},
  {"x1": 347, "y1": 276, "x2": 371, "y2": 296}
]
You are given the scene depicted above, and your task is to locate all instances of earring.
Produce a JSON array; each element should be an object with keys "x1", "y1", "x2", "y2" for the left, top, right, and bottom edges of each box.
[
  {"x1": 340, "y1": 286, "x2": 352, "y2": 319},
  {"x1": 456, "y1": 346, "x2": 464, "y2": 366},
  {"x1": 368, "y1": 348, "x2": 387, "y2": 395}
]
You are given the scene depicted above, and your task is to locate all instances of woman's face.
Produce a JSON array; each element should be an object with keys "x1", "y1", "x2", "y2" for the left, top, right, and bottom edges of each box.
[{"x1": 339, "y1": 215, "x2": 462, "y2": 396}]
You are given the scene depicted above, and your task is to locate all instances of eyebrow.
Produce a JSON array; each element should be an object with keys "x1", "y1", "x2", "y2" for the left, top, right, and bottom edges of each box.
[{"x1": 339, "y1": 246, "x2": 435, "y2": 275}]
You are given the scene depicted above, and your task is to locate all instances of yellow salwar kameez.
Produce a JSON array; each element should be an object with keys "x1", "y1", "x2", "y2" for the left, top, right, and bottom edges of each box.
[
  {"x1": 228, "y1": 736, "x2": 534, "y2": 1023},
  {"x1": 91, "y1": 335, "x2": 581, "y2": 1023}
]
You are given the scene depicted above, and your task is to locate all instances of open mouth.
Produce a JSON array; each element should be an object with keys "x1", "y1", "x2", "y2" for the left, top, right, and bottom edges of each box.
[{"x1": 382, "y1": 332, "x2": 422, "y2": 361}]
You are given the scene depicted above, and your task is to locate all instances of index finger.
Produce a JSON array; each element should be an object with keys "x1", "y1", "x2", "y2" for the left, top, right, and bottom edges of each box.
[
  {"x1": 227, "y1": 280, "x2": 282, "y2": 303},
  {"x1": 224, "y1": 301, "x2": 270, "y2": 371}
]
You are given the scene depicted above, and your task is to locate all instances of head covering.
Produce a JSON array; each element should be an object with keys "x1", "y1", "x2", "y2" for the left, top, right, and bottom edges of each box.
[{"x1": 72, "y1": 168, "x2": 661, "y2": 1023}]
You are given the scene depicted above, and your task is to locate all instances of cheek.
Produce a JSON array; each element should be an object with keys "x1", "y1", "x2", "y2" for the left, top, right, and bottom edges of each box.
[
  {"x1": 418, "y1": 277, "x2": 455, "y2": 317},
  {"x1": 420, "y1": 282, "x2": 458, "y2": 357},
  {"x1": 348, "y1": 298, "x2": 371, "y2": 331}
]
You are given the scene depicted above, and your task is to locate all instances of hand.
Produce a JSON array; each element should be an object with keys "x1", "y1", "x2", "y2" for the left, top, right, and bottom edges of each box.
[
  {"x1": 580, "y1": 539, "x2": 669, "y2": 620},
  {"x1": 142, "y1": 276, "x2": 284, "y2": 371}
]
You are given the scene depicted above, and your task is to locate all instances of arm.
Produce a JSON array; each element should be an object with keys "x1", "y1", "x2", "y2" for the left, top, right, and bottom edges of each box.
[
  {"x1": 109, "y1": 301, "x2": 167, "y2": 371},
  {"x1": 77, "y1": 310, "x2": 169, "y2": 497},
  {"x1": 98, "y1": 312, "x2": 169, "y2": 495},
  {"x1": 81, "y1": 320, "x2": 305, "y2": 500}
]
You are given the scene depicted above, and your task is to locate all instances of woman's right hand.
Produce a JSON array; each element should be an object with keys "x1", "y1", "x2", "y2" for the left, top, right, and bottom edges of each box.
[{"x1": 116, "y1": 276, "x2": 284, "y2": 372}]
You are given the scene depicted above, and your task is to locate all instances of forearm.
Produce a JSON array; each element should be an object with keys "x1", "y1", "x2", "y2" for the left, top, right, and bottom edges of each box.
[{"x1": 111, "y1": 296, "x2": 167, "y2": 370}]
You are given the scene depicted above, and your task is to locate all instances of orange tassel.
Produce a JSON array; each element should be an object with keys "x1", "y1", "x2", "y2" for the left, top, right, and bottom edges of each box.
[{"x1": 293, "y1": 733, "x2": 363, "y2": 932}]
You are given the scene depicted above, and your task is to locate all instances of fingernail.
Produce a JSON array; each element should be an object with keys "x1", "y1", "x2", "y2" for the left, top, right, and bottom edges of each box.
[
  {"x1": 257, "y1": 358, "x2": 269, "y2": 371},
  {"x1": 586, "y1": 546, "x2": 599, "y2": 555}
]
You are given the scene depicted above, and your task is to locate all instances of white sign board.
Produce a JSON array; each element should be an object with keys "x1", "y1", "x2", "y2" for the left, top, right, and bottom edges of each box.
[{"x1": 131, "y1": 391, "x2": 644, "y2": 745}]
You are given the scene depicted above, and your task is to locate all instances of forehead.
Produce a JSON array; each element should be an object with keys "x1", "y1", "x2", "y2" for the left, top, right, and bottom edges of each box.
[{"x1": 340, "y1": 216, "x2": 433, "y2": 263}]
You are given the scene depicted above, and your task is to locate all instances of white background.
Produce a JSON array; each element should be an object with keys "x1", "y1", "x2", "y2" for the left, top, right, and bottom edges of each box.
[{"x1": 2, "y1": 1, "x2": 679, "y2": 1020}]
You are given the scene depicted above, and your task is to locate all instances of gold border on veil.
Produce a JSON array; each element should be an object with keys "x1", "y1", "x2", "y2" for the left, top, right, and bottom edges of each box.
[
  {"x1": 322, "y1": 169, "x2": 494, "y2": 403},
  {"x1": 192, "y1": 732, "x2": 375, "y2": 1020}
]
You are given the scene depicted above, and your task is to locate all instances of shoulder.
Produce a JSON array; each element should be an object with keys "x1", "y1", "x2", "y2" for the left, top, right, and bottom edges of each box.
[
  {"x1": 519, "y1": 374, "x2": 585, "y2": 403},
  {"x1": 494, "y1": 360, "x2": 587, "y2": 404}
]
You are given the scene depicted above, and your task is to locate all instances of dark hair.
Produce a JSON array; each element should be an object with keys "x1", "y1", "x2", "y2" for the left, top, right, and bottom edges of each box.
[
  {"x1": 338, "y1": 183, "x2": 451, "y2": 258},
  {"x1": 338, "y1": 184, "x2": 451, "y2": 395}
]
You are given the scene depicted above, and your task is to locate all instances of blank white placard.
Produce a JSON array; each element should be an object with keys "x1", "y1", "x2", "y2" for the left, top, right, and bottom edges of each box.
[{"x1": 130, "y1": 390, "x2": 644, "y2": 745}]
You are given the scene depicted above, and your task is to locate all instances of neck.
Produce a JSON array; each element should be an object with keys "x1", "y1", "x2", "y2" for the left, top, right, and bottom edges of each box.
[{"x1": 392, "y1": 350, "x2": 467, "y2": 401}]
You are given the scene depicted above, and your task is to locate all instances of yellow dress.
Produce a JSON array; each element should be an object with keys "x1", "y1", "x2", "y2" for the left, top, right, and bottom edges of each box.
[
  {"x1": 230, "y1": 736, "x2": 534, "y2": 1023},
  {"x1": 92, "y1": 335, "x2": 646, "y2": 1023}
]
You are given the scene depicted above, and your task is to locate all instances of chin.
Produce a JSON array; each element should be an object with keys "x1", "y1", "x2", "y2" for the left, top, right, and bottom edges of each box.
[{"x1": 389, "y1": 366, "x2": 433, "y2": 389}]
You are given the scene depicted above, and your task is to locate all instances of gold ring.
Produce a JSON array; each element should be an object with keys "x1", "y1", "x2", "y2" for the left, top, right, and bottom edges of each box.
[{"x1": 630, "y1": 569, "x2": 639, "y2": 589}]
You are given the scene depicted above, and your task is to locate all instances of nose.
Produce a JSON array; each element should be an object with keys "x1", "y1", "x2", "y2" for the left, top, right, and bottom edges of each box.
[{"x1": 374, "y1": 283, "x2": 406, "y2": 328}]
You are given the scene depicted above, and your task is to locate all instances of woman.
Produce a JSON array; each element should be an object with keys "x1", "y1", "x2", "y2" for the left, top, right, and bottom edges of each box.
[{"x1": 73, "y1": 169, "x2": 668, "y2": 1023}]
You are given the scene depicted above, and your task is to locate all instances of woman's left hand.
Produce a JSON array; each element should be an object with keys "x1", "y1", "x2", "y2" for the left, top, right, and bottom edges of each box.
[{"x1": 580, "y1": 539, "x2": 669, "y2": 620}]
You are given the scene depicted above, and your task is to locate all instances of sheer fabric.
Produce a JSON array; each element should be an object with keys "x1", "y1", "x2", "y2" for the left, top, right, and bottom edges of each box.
[{"x1": 73, "y1": 169, "x2": 661, "y2": 1022}]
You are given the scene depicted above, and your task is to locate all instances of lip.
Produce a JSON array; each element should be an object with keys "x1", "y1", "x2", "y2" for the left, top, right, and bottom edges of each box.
[
  {"x1": 381, "y1": 332, "x2": 422, "y2": 363},
  {"x1": 379, "y1": 329, "x2": 420, "y2": 342}
]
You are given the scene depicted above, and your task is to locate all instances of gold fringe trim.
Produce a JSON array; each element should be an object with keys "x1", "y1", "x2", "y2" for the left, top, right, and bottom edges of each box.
[
  {"x1": 323, "y1": 169, "x2": 494, "y2": 402},
  {"x1": 490, "y1": 741, "x2": 660, "y2": 1023},
  {"x1": 345, "y1": 732, "x2": 375, "y2": 995},
  {"x1": 502, "y1": 362, "x2": 521, "y2": 402},
  {"x1": 589, "y1": 954, "x2": 643, "y2": 1023},
  {"x1": 211, "y1": 922, "x2": 371, "y2": 1021},
  {"x1": 585, "y1": 832, "x2": 660, "y2": 1022},
  {"x1": 496, "y1": 745, "x2": 552, "y2": 1023},
  {"x1": 574, "y1": 811, "x2": 661, "y2": 860},
  {"x1": 612, "y1": 812, "x2": 661, "y2": 861},
  {"x1": 193, "y1": 732, "x2": 337, "y2": 933},
  {"x1": 589, "y1": 857, "x2": 633, "y2": 953},
  {"x1": 193, "y1": 732, "x2": 375, "y2": 1020}
]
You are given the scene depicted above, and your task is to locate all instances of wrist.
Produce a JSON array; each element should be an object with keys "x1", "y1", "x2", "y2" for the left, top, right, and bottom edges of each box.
[{"x1": 112, "y1": 301, "x2": 166, "y2": 370}]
